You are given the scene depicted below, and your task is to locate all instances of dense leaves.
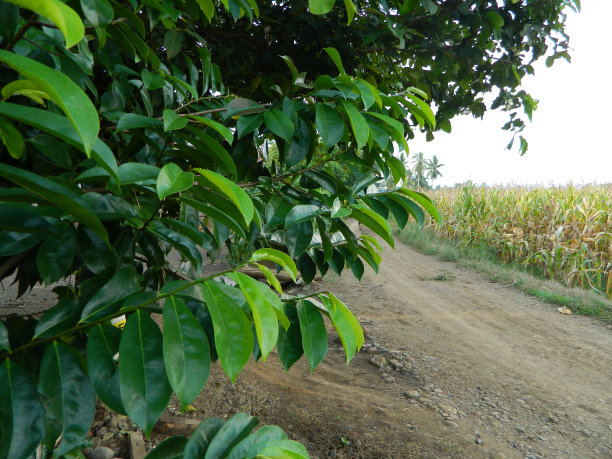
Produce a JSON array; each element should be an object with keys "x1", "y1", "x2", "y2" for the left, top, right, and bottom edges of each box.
[{"x1": 0, "y1": 0, "x2": 572, "y2": 456}]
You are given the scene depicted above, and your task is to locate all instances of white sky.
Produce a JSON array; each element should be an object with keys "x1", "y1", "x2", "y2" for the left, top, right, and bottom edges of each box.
[{"x1": 409, "y1": 0, "x2": 612, "y2": 187}]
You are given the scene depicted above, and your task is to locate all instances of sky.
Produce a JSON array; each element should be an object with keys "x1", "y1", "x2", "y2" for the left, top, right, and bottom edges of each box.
[{"x1": 408, "y1": 0, "x2": 612, "y2": 187}]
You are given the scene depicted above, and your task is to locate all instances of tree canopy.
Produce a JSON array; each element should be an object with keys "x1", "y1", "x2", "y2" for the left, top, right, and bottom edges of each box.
[{"x1": 0, "y1": 0, "x2": 576, "y2": 457}]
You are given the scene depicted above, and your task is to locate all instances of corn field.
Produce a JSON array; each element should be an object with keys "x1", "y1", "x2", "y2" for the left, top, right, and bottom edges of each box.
[{"x1": 425, "y1": 183, "x2": 612, "y2": 297}]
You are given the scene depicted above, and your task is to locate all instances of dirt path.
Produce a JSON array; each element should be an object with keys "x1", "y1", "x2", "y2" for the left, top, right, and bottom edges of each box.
[
  {"x1": 3, "y1": 241, "x2": 612, "y2": 458},
  {"x1": 319, "y1": 241, "x2": 612, "y2": 457}
]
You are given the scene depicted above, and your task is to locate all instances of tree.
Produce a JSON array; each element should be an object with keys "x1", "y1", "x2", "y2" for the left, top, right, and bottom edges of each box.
[
  {"x1": 411, "y1": 152, "x2": 429, "y2": 190},
  {"x1": 0, "y1": 0, "x2": 575, "y2": 457},
  {"x1": 426, "y1": 154, "x2": 444, "y2": 187}
]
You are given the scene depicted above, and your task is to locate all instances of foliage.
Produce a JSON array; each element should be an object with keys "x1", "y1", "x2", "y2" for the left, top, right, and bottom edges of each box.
[
  {"x1": 424, "y1": 183, "x2": 612, "y2": 296},
  {"x1": 145, "y1": 412, "x2": 308, "y2": 459},
  {"x1": 0, "y1": 0, "x2": 574, "y2": 456}
]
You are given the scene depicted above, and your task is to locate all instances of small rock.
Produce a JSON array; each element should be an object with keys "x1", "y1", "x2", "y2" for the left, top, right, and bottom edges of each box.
[
  {"x1": 86, "y1": 446, "x2": 114, "y2": 459},
  {"x1": 404, "y1": 390, "x2": 420, "y2": 399},
  {"x1": 389, "y1": 358, "x2": 403, "y2": 369},
  {"x1": 475, "y1": 438, "x2": 482, "y2": 445},
  {"x1": 444, "y1": 420, "x2": 459, "y2": 431},
  {"x1": 418, "y1": 397, "x2": 432, "y2": 404},
  {"x1": 384, "y1": 377, "x2": 395, "y2": 383},
  {"x1": 380, "y1": 372, "x2": 389, "y2": 378},
  {"x1": 439, "y1": 404, "x2": 457, "y2": 416},
  {"x1": 105, "y1": 417, "x2": 118, "y2": 429},
  {"x1": 515, "y1": 426, "x2": 525, "y2": 434},
  {"x1": 490, "y1": 453, "x2": 507, "y2": 459},
  {"x1": 368, "y1": 355, "x2": 386, "y2": 367}
]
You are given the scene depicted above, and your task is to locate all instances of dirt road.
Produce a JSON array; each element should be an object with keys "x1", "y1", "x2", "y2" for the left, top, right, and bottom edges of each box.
[
  {"x1": 322, "y1": 241, "x2": 612, "y2": 457},
  {"x1": 3, "y1": 240, "x2": 612, "y2": 458}
]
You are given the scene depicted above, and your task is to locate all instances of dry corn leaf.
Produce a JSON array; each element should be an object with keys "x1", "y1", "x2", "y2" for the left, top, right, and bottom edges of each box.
[{"x1": 557, "y1": 306, "x2": 572, "y2": 315}]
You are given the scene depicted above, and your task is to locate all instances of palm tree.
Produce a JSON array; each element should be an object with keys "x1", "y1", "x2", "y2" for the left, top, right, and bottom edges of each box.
[
  {"x1": 411, "y1": 152, "x2": 429, "y2": 190},
  {"x1": 426, "y1": 154, "x2": 444, "y2": 187}
]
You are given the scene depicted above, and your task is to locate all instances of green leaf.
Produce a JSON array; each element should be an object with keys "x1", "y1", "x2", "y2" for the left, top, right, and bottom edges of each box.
[
  {"x1": 264, "y1": 109, "x2": 294, "y2": 142},
  {"x1": 193, "y1": 168, "x2": 254, "y2": 225},
  {"x1": 0, "y1": 103, "x2": 118, "y2": 181},
  {"x1": 404, "y1": 92, "x2": 436, "y2": 129},
  {"x1": 231, "y1": 272, "x2": 280, "y2": 362},
  {"x1": 378, "y1": 195, "x2": 409, "y2": 228},
  {"x1": 297, "y1": 300, "x2": 327, "y2": 372},
  {"x1": 350, "y1": 204, "x2": 394, "y2": 248},
  {"x1": 0, "y1": 164, "x2": 109, "y2": 244},
  {"x1": 329, "y1": 293, "x2": 363, "y2": 349},
  {"x1": 186, "y1": 126, "x2": 237, "y2": 177},
  {"x1": 265, "y1": 195, "x2": 293, "y2": 227},
  {"x1": 486, "y1": 10, "x2": 504, "y2": 30},
  {"x1": 250, "y1": 248, "x2": 298, "y2": 282},
  {"x1": 225, "y1": 97, "x2": 266, "y2": 118},
  {"x1": 118, "y1": 163, "x2": 160, "y2": 185},
  {"x1": 80, "y1": 267, "x2": 141, "y2": 323},
  {"x1": 36, "y1": 225, "x2": 76, "y2": 284},
  {"x1": 285, "y1": 204, "x2": 325, "y2": 227},
  {"x1": 146, "y1": 436, "x2": 189, "y2": 459},
  {"x1": 228, "y1": 425, "x2": 288, "y2": 459},
  {"x1": 331, "y1": 197, "x2": 351, "y2": 218},
  {"x1": 33, "y1": 299, "x2": 81, "y2": 339},
  {"x1": 115, "y1": 113, "x2": 163, "y2": 132},
  {"x1": 253, "y1": 263, "x2": 283, "y2": 294},
  {"x1": 277, "y1": 303, "x2": 304, "y2": 371},
  {"x1": 249, "y1": 439, "x2": 309, "y2": 458},
  {"x1": 419, "y1": 0, "x2": 438, "y2": 14},
  {"x1": 398, "y1": 188, "x2": 441, "y2": 223},
  {"x1": 164, "y1": 30, "x2": 184, "y2": 60},
  {"x1": 320, "y1": 294, "x2": 357, "y2": 363},
  {"x1": 80, "y1": 0, "x2": 114, "y2": 27},
  {"x1": 352, "y1": 169, "x2": 381, "y2": 194},
  {"x1": 87, "y1": 324, "x2": 126, "y2": 414},
  {"x1": 297, "y1": 252, "x2": 317, "y2": 284},
  {"x1": 188, "y1": 115, "x2": 234, "y2": 145},
  {"x1": 341, "y1": 101, "x2": 369, "y2": 150},
  {"x1": 236, "y1": 113, "x2": 263, "y2": 139},
  {"x1": 119, "y1": 310, "x2": 172, "y2": 436},
  {"x1": 38, "y1": 342, "x2": 95, "y2": 456},
  {"x1": 194, "y1": 0, "x2": 215, "y2": 21},
  {"x1": 150, "y1": 221, "x2": 203, "y2": 271},
  {"x1": 323, "y1": 47, "x2": 346, "y2": 76},
  {"x1": 0, "y1": 51, "x2": 99, "y2": 154},
  {"x1": 201, "y1": 281, "x2": 253, "y2": 383},
  {"x1": 27, "y1": 134, "x2": 72, "y2": 169},
  {"x1": 0, "y1": 117, "x2": 24, "y2": 159},
  {"x1": 308, "y1": 0, "x2": 334, "y2": 15},
  {"x1": 0, "y1": 320, "x2": 8, "y2": 352},
  {"x1": 0, "y1": 3, "x2": 19, "y2": 43},
  {"x1": 0, "y1": 360, "x2": 45, "y2": 459},
  {"x1": 4, "y1": 0, "x2": 84, "y2": 47},
  {"x1": 316, "y1": 217, "x2": 333, "y2": 262},
  {"x1": 315, "y1": 103, "x2": 344, "y2": 148},
  {"x1": 285, "y1": 220, "x2": 313, "y2": 258},
  {"x1": 163, "y1": 109, "x2": 189, "y2": 131},
  {"x1": 204, "y1": 412, "x2": 259, "y2": 459},
  {"x1": 279, "y1": 55, "x2": 299, "y2": 83},
  {"x1": 183, "y1": 418, "x2": 225, "y2": 459},
  {"x1": 284, "y1": 115, "x2": 311, "y2": 167},
  {"x1": 157, "y1": 163, "x2": 195, "y2": 200},
  {"x1": 343, "y1": 0, "x2": 357, "y2": 24},
  {"x1": 163, "y1": 296, "x2": 211, "y2": 410}
]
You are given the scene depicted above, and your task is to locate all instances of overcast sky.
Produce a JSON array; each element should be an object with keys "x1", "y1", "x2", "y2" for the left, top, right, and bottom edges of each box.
[{"x1": 409, "y1": 0, "x2": 612, "y2": 187}]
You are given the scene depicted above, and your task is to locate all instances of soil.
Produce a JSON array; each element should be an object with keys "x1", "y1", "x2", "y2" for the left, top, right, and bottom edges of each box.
[{"x1": 3, "y1": 240, "x2": 612, "y2": 458}]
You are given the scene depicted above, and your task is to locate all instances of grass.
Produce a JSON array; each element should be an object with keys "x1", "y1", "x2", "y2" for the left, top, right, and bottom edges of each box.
[{"x1": 397, "y1": 223, "x2": 612, "y2": 323}]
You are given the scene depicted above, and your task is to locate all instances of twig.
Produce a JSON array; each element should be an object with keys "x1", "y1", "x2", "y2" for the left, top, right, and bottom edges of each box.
[{"x1": 4, "y1": 14, "x2": 38, "y2": 51}]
